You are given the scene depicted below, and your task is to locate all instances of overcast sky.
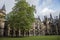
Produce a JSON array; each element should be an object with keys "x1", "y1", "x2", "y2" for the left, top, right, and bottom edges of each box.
[{"x1": 0, "y1": 0, "x2": 60, "y2": 20}]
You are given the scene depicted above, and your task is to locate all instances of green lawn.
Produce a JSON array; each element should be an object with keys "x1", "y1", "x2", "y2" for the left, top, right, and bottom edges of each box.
[{"x1": 0, "y1": 36, "x2": 60, "y2": 40}]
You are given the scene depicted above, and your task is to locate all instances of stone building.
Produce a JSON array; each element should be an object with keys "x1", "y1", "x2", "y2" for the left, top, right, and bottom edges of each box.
[
  {"x1": 0, "y1": 4, "x2": 60, "y2": 37},
  {"x1": 0, "y1": 4, "x2": 6, "y2": 36},
  {"x1": 29, "y1": 16, "x2": 46, "y2": 36}
]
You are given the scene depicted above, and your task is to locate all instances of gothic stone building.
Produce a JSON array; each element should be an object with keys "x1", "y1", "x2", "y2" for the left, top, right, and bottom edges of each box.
[
  {"x1": 0, "y1": 5, "x2": 60, "y2": 37},
  {"x1": 0, "y1": 5, "x2": 6, "y2": 36},
  {"x1": 29, "y1": 17, "x2": 46, "y2": 36},
  {"x1": 0, "y1": 5, "x2": 45, "y2": 36}
]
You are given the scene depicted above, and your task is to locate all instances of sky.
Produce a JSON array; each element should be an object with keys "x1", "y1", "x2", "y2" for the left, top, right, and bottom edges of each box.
[{"x1": 0, "y1": 0, "x2": 60, "y2": 20}]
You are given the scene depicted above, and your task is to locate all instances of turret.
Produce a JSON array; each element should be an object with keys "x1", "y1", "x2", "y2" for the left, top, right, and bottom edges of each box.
[
  {"x1": 44, "y1": 16, "x2": 47, "y2": 21},
  {"x1": 50, "y1": 13, "x2": 53, "y2": 23},
  {"x1": 1, "y1": 4, "x2": 6, "y2": 14},
  {"x1": 0, "y1": 4, "x2": 6, "y2": 16},
  {"x1": 50, "y1": 13, "x2": 53, "y2": 19},
  {"x1": 38, "y1": 16, "x2": 41, "y2": 21},
  {"x1": 59, "y1": 13, "x2": 60, "y2": 19},
  {"x1": 0, "y1": 4, "x2": 6, "y2": 36}
]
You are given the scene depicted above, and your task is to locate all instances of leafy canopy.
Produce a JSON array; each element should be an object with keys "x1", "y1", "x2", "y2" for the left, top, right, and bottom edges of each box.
[{"x1": 7, "y1": 0, "x2": 35, "y2": 30}]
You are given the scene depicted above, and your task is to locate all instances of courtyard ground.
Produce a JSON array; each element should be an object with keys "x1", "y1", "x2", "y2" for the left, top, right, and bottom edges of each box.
[{"x1": 0, "y1": 35, "x2": 60, "y2": 40}]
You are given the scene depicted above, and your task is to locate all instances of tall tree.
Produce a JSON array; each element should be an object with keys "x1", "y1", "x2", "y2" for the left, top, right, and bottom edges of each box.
[{"x1": 7, "y1": 0, "x2": 35, "y2": 36}]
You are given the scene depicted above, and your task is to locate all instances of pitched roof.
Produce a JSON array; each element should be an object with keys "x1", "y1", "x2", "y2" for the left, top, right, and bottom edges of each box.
[
  {"x1": 1, "y1": 4, "x2": 6, "y2": 11},
  {"x1": 0, "y1": 4, "x2": 6, "y2": 15}
]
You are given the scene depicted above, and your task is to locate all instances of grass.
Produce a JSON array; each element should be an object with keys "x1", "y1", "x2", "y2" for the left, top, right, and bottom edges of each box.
[{"x1": 0, "y1": 35, "x2": 60, "y2": 40}]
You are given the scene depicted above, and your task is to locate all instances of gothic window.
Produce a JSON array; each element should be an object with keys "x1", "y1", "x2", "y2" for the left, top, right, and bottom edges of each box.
[
  {"x1": 35, "y1": 30, "x2": 39, "y2": 36},
  {"x1": 35, "y1": 23, "x2": 38, "y2": 29},
  {"x1": 35, "y1": 26, "x2": 38, "y2": 29},
  {"x1": 30, "y1": 30, "x2": 34, "y2": 35},
  {"x1": 39, "y1": 25, "x2": 41, "y2": 29}
]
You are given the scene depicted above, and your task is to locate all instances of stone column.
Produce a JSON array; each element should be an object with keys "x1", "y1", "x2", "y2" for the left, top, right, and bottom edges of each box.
[
  {"x1": 0, "y1": 28, "x2": 4, "y2": 36},
  {"x1": 33, "y1": 29, "x2": 35, "y2": 36},
  {"x1": 8, "y1": 27, "x2": 10, "y2": 36},
  {"x1": 18, "y1": 29, "x2": 21, "y2": 37},
  {"x1": 0, "y1": 21, "x2": 4, "y2": 37},
  {"x1": 13, "y1": 27, "x2": 16, "y2": 37}
]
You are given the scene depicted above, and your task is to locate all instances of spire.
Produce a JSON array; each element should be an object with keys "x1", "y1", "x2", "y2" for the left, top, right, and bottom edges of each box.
[
  {"x1": 1, "y1": 4, "x2": 6, "y2": 11},
  {"x1": 44, "y1": 16, "x2": 47, "y2": 19},
  {"x1": 59, "y1": 13, "x2": 60, "y2": 19},
  {"x1": 38, "y1": 16, "x2": 41, "y2": 21},
  {"x1": 44, "y1": 16, "x2": 48, "y2": 21},
  {"x1": 50, "y1": 13, "x2": 53, "y2": 22},
  {"x1": 50, "y1": 13, "x2": 53, "y2": 19}
]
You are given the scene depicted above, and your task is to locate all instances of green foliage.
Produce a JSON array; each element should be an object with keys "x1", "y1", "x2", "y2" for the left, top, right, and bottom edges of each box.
[{"x1": 7, "y1": 0, "x2": 35, "y2": 30}]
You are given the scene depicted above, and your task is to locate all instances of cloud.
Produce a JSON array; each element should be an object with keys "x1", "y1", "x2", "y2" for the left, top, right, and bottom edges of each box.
[
  {"x1": 26, "y1": 0, "x2": 39, "y2": 6},
  {"x1": 39, "y1": 0, "x2": 53, "y2": 8},
  {"x1": 43, "y1": 0, "x2": 52, "y2": 5},
  {"x1": 26, "y1": 0, "x2": 55, "y2": 19},
  {"x1": 26, "y1": 0, "x2": 54, "y2": 16},
  {"x1": 0, "y1": 0, "x2": 59, "y2": 19},
  {"x1": 5, "y1": 0, "x2": 15, "y2": 13},
  {"x1": 41, "y1": 8, "x2": 55, "y2": 15},
  {"x1": 26, "y1": 0, "x2": 40, "y2": 18},
  {"x1": 0, "y1": 0, "x2": 4, "y2": 8}
]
